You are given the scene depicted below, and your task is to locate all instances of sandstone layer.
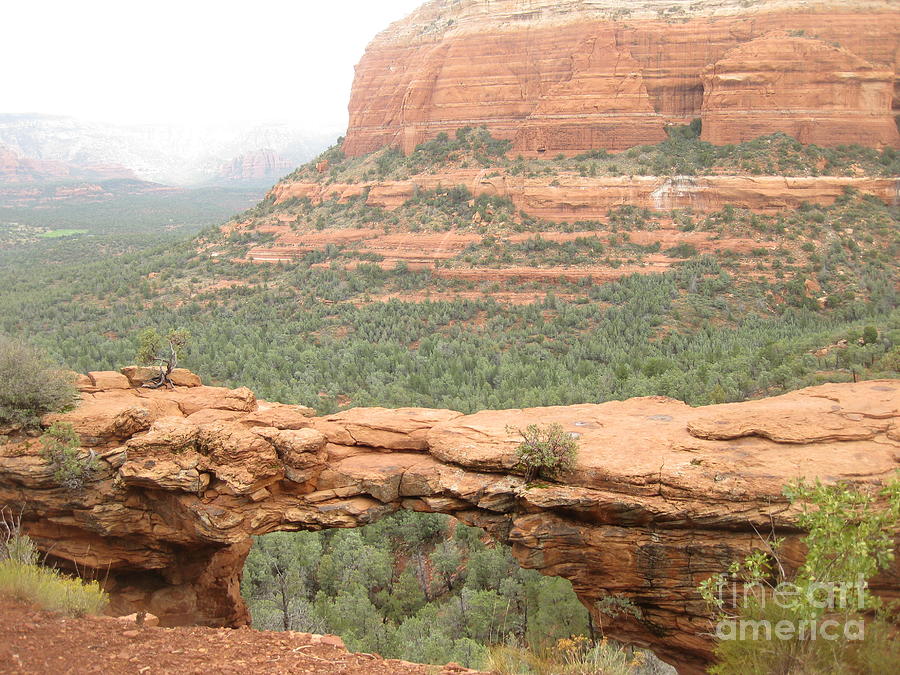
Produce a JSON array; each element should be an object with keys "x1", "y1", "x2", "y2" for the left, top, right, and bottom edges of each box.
[
  {"x1": 241, "y1": 224, "x2": 779, "y2": 288},
  {"x1": 701, "y1": 33, "x2": 899, "y2": 146},
  {"x1": 1, "y1": 373, "x2": 898, "y2": 672},
  {"x1": 343, "y1": 0, "x2": 900, "y2": 155},
  {"x1": 269, "y1": 170, "x2": 898, "y2": 218}
]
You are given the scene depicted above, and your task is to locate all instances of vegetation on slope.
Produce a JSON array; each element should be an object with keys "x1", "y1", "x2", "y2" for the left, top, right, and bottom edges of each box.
[
  {"x1": 282, "y1": 126, "x2": 900, "y2": 184},
  {"x1": 0, "y1": 126, "x2": 897, "y2": 673}
]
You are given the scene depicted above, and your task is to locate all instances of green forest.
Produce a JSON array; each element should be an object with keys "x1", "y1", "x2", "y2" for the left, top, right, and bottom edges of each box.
[
  {"x1": 0, "y1": 227, "x2": 896, "y2": 414},
  {"x1": 242, "y1": 512, "x2": 592, "y2": 668}
]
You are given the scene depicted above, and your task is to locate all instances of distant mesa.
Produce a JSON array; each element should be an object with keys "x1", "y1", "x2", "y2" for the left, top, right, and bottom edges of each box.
[
  {"x1": 0, "y1": 144, "x2": 135, "y2": 184},
  {"x1": 216, "y1": 149, "x2": 294, "y2": 183},
  {"x1": 0, "y1": 114, "x2": 336, "y2": 186},
  {"x1": 342, "y1": 0, "x2": 900, "y2": 156}
]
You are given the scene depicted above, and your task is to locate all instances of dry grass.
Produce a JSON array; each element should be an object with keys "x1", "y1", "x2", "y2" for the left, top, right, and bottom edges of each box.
[
  {"x1": 486, "y1": 637, "x2": 650, "y2": 675},
  {"x1": 0, "y1": 508, "x2": 108, "y2": 618},
  {"x1": 0, "y1": 560, "x2": 109, "y2": 617}
]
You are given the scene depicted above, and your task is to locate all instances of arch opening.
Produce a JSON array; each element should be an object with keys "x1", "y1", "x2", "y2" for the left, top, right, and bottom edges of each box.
[{"x1": 241, "y1": 510, "x2": 673, "y2": 673}]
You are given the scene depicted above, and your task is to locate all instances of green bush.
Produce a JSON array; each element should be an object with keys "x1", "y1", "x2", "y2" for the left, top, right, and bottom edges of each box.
[
  {"x1": 700, "y1": 476, "x2": 900, "y2": 674},
  {"x1": 862, "y1": 325, "x2": 879, "y2": 345},
  {"x1": 0, "y1": 336, "x2": 76, "y2": 429},
  {"x1": 487, "y1": 636, "x2": 649, "y2": 675},
  {"x1": 510, "y1": 423, "x2": 579, "y2": 482},
  {"x1": 1, "y1": 508, "x2": 39, "y2": 565},
  {"x1": 40, "y1": 422, "x2": 96, "y2": 491},
  {"x1": 663, "y1": 243, "x2": 698, "y2": 259}
]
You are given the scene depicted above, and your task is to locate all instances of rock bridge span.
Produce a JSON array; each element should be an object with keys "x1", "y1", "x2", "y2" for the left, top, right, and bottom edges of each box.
[{"x1": 1, "y1": 371, "x2": 898, "y2": 673}]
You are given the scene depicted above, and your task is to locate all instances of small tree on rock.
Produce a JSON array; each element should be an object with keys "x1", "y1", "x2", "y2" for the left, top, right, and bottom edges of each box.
[
  {"x1": 40, "y1": 422, "x2": 96, "y2": 491},
  {"x1": 135, "y1": 328, "x2": 190, "y2": 389}
]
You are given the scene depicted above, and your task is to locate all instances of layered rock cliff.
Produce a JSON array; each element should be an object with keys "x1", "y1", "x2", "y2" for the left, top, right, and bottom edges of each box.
[
  {"x1": 216, "y1": 149, "x2": 294, "y2": 183},
  {"x1": 268, "y1": 170, "x2": 898, "y2": 218},
  {"x1": 1, "y1": 372, "x2": 898, "y2": 673},
  {"x1": 343, "y1": 0, "x2": 900, "y2": 155},
  {"x1": 701, "y1": 32, "x2": 899, "y2": 146}
]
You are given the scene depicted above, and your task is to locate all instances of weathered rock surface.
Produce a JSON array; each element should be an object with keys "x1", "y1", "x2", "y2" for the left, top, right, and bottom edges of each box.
[
  {"x1": 514, "y1": 31, "x2": 668, "y2": 152},
  {"x1": 701, "y1": 32, "x2": 899, "y2": 146},
  {"x1": 268, "y1": 171, "x2": 898, "y2": 221},
  {"x1": 1, "y1": 376, "x2": 898, "y2": 673},
  {"x1": 343, "y1": 0, "x2": 899, "y2": 155}
]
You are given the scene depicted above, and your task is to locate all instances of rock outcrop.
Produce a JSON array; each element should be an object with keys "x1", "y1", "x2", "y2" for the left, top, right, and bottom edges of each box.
[
  {"x1": 701, "y1": 33, "x2": 899, "y2": 146},
  {"x1": 343, "y1": 0, "x2": 900, "y2": 155},
  {"x1": 217, "y1": 149, "x2": 294, "y2": 182},
  {"x1": 1, "y1": 372, "x2": 898, "y2": 673},
  {"x1": 268, "y1": 171, "x2": 898, "y2": 220}
]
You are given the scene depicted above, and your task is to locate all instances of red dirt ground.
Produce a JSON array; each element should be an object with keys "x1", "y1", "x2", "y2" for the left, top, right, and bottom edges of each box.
[{"x1": 0, "y1": 600, "x2": 482, "y2": 675}]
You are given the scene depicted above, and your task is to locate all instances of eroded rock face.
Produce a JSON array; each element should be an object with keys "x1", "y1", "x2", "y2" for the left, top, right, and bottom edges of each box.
[
  {"x1": 343, "y1": 0, "x2": 900, "y2": 155},
  {"x1": 268, "y1": 171, "x2": 898, "y2": 221},
  {"x1": 1, "y1": 373, "x2": 898, "y2": 674},
  {"x1": 701, "y1": 32, "x2": 899, "y2": 146}
]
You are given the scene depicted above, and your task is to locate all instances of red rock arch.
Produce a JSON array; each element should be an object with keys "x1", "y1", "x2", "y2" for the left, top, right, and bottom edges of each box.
[{"x1": 2, "y1": 372, "x2": 898, "y2": 673}]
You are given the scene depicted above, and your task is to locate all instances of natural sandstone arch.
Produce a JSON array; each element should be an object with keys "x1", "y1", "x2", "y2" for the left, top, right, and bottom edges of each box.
[{"x1": 1, "y1": 371, "x2": 898, "y2": 674}]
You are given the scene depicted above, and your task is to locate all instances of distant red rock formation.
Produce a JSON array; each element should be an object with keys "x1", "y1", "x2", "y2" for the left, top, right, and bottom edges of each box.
[
  {"x1": 218, "y1": 149, "x2": 293, "y2": 181},
  {"x1": 342, "y1": 0, "x2": 899, "y2": 156},
  {"x1": 0, "y1": 144, "x2": 135, "y2": 183}
]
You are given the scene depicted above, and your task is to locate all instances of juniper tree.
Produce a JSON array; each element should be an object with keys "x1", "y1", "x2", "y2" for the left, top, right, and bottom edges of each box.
[{"x1": 135, "y1": 328, "x2": 190, "y2": 389}]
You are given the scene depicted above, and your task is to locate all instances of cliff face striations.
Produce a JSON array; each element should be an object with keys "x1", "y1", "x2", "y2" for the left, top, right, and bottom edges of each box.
[
  {"x1": 343, "y1": 0, "x2": 900, "y2": 155},
  {"x1": 701, "y1": 32, "x2": 899, "y2": 146},
  {"x1": 1, "y1": 372, "x2": 898, "y2": 673}
]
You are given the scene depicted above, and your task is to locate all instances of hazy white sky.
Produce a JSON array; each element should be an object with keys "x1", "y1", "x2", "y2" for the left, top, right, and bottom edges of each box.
[{"x1": 2, "y1": 0, "x2": 424, "y2": 130}]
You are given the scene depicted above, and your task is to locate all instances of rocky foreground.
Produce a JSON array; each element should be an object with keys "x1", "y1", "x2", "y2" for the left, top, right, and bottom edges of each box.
[
  {"x1": 1, "y1": 370, "x2": 898, "y2": 673},
  {"x1": 0, "y1": 599, "x2": 479, "y2": 675}
]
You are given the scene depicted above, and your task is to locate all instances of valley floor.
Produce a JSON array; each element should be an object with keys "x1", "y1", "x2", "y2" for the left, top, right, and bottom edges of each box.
[{"x1": 0, "y1": 600, "x2": 479, "y2": 675}]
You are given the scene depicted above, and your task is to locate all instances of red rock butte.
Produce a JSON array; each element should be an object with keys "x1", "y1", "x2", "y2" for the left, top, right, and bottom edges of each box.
[
  {"x1": 342, "y1": 0, "x2": 900, "y2": 155},
  {"x1": 1, "y1": 369, "x2": 898, "y2": 673}
]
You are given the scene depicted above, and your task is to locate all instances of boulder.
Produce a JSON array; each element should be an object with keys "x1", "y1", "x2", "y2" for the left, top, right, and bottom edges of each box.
[
  {"x1": 252, "y1": 427, "x2": 327, "y2": 468},
  {"x1": 121, "y1": 366, "x2": 202, "y2": 387},
  {"x1": 241, "y1": 402, "x2": 315, "y2": 430},
  {"x1": 120, "y1": 366, "x2": 158, "y2": 387},
  {"x1": 88, "y1": 371, "x2": 131, "y2": 390},
  {"x1": 322, "y1": 407, "x2": 462, "y2": 451},
  {"x1": 169, "y1": 369, "x2": 202, "y2": 387}
]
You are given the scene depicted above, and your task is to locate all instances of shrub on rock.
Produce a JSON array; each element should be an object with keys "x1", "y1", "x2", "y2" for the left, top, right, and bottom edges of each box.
[
  {"x1": 0, "y1": 336, "x2": 76, "y2": 429},
  {"x1": 510, "y1": 422, "x2": 578, "y2": 482},
  {"x1": 40, "y1": 422, "x2": 96, "y2": 491}
]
